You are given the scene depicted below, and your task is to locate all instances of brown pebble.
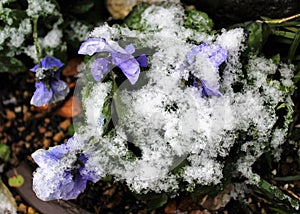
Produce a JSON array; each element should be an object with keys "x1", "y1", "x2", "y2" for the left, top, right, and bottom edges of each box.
[
  {"x1": 59, "y1": 119, "x2": 71, "y2": 130},
  {"x1": 5, "y1": 121, "x2": 11, "y2": 127},
  {"x1": 23, "y1": 91, "x2": 30, "y2": 98},
  {"x1": 25, "y1": 135, "x2": 32, "y2": 142},
  {"x1": 53, "y1": 131, "x2": 64, "y2": 142},
  {"x1": 44, "y1": 118, "x2": 51, "y2": 124},
  {"x1": 27, "y1": 207, "x2": 35, "y2": 214},
  {"x1": 5, "y1": 109, "x2": 16, "y2": 120},
  {"x1": 43, "y1": 138, "x2": 51, "y2": 147},
  {"x1": 17, "y1": 141, "x2": 24, "y2": 146},
  {"x1": 45, "y1": 131, "x2": 52, "y2": 137},
  {"x1": 39, "y1": 127, "x2": 46, "y2": 134},
  {"x1": 18, "y1": 203, "x2": 27, "y2": 213},
  {"x1": 25, "y1": 142, "x2": 31, "y2": 149},
  {"x1": 17, "y1": 126, "x2": 26, "y2": 132},
  {"x1": 22, "y1": 105, "x2": 28, "y2": 113},
  {"x1": 164, "y1": 200, "x2": 177, "y2": 214},
  {"x1": 23, "y1": 111, "x2": 31, "y2": 122}
]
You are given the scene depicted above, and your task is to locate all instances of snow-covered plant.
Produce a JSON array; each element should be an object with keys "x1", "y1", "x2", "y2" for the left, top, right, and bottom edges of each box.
[
  {"x1": 31, "y1": 2, "x2": 299, "y2": 210},
  {"x1": 0, "y1": 0, "x2": 100, "y2": 73}
]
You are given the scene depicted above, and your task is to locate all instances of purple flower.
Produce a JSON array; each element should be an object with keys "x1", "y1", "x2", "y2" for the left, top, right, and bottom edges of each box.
[
  {"x1": 193, "y1": 80, "x2": 223, "y2": 97},
  {"x1": 32, "y1": 137, "x2": 101, "y2": 201},
  {"x1": 187, "y1": 43, "x2": 227, "y2": 96},
  {"x1": 187, "y1": 43, "x2": 227, "y2": 66},
  {"x1": 78, "y1": 38, "x2": 148, "y2": 84},
  {"x1": 30, "y1": 56, "x2": 69, "y2": 106}
]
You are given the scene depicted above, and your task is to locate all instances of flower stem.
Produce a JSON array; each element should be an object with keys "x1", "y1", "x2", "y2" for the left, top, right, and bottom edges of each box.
[{"x1": 33, "y1": 17, "x2": 41, "y2": 64}]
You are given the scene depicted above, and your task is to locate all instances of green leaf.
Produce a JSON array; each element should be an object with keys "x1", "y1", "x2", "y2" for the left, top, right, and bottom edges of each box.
[
  {"x1": 0, "y1": 8, "x2": 27, "y2": 26},
  {"x1": 133, "y1": 192, "x2": 168, "y2": 209},
  {"x1": 147, "y1": 193, "x2": 168, "y2": 210},
  {"x1": 124, "y1": 4, "x2": 149, "y2": 31},
  {"x1": 0, "y1": 143, "x2": 10, "y2": 162},
  {"x1": 184, "y1": 9, "x2": 214, "y2": 32},
  {"x1": 70, "y1": 0, "x2": 94, "y2": 14},
  {"x1": 246, "y1": 22, "x2": 270, "y2": 56},
  {"x1": 67, "y1": 124, "x2": 75, "y2": 136},
  {"x1": 255, "y1": 178, "x2": 300, "y2": 210},
  {"x1": 0, "y1": 56, "x2": 27, "y2": 73},
  {"x1": 288, "y1": 29, "x2": 300, "y2": 64},
  {"x1": 8, "y1": 175, "x2": 24, "y2": 188}
]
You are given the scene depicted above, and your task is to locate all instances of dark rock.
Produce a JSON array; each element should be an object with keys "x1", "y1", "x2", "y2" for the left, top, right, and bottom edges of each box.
[{"x1": 182, "y1": 0, "x2": 300, "y2": 28}]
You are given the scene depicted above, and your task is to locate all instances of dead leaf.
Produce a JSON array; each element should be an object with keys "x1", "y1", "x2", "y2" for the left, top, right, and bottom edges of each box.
[
  {"x1": 56, "y1": 96, "x2": 82, "y2": 118},
  {"x1": 0, "y1": 178, "x2": 17, "y2": 213},
  {"x1": 62, "y1": 57, "x2": 83, "y2": 76}
]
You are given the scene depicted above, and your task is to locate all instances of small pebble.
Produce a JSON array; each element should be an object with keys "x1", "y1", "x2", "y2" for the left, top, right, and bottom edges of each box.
[
  {"x1": 59, "y1": 119, "x2": 71, "y2": 131},
  {"x1": 17, "y1": 126, "x2": 25, "y2": 132},
  {"x1": 43, "y1": 138, "x2": 51, "y2": 147},
  {"x1": 39, "y1": 127, "x2": 46, "y2": 134},
  {"x1": 45, "y1": 131, "x2": 52, "y2": 137},
  {"x1": 25, "y1": 135, "x2": 32, "y2": 142},
  {"x1": 17, "y1": 141, "x2": 24, "y2": 146},
  {"x1": 27, "y1": 207, "x2": 35, "y2": 214},
  {"x1": 14, "y1": 106, "x2": 22, "y2": 113},
  {"x1": 18, "y1": 203, "x2": 27, "y2": 213},
  {"x1": 6, "y1": 109, "x2": 16, "y2": 120},
  {"x1": 44, "y1": 118, "x2": 51, "y2": 124},
  {"x1": 271, "y1": 169, "x2": 277, "y2": 175},
  {"x1": 53, "y1": 131, "x2": 64, "y2": 142}
]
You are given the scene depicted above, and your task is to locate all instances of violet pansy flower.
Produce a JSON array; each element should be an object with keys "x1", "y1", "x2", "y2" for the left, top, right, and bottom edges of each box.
[
  {"x1": 30, "y1": 56, "x2": 69, "y2": 106},
  {"x1": 187, "y1": 43, "x2": 227, "y2": 96},
  {"x1": 78, "y1": 38, "x2": 148, "y2": 84},
  {"x1": 32, "y1": 137, "x2": 101, "y2": 201}
]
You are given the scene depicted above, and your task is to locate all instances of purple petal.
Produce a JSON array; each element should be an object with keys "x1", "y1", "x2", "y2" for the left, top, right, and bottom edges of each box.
[
  {"x1": 32, "y1": 140, "x2": 71, "y2": 168},
  {"x1": 78, "y1": 38, "x2": 106, "y2": 56},
  {"x1": 124, "y1": 44, "x2": 135, "y2": 54},
  {"x1": 30, "y1": 56, "x2": 64, "y2": 72},
  {"x1": 136, "y1": 54, "x2": 148, "y2": 67},
  {"x1": 187, "y1": 43, "x2": 227, "y2": 67},
  {"x1": 90, "y1": 57, "x2": 112, "y2": 81},
  {"x1": 112, "y1": 53, "x2": 140, "y2": 84},
  {"x1": 30, "y1": 82, "x2": 53, "y2": 106},
  {"x1": 50, "y1": 80, "x2": 69, "y2": 103},
  {"x1": 201, "y1": 80, "x2": 222, "y2": 97}
]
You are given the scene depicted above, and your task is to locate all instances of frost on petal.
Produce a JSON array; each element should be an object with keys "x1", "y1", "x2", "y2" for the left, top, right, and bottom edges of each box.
[
  {"x1": 78, "y1": 38, "x2": 106, "y2": 55},
  {"x1": 50, "y1": 80, "x2": 69, "y2": 103},
  {"x1": 32, "y1": 168, "x2": 85, "y2": 201},
  {"x1": 201, "y1": 80, "x2": 222, "y2": 97},
  {"x1": 30, "y1": 82, "x2": 53, "y2": 106},
  {"x1": 90, "y1": 57, "x2": 112, "y2": 81},
  {"x1": 136, "y1": 54, "x2": 148, "y2": 67},
  {"x1": 187, "y1": 43, "x2": 227, "y2": 67},
  {"x1": 124, "y1": 44, "x2": 135, "y2": 54}
]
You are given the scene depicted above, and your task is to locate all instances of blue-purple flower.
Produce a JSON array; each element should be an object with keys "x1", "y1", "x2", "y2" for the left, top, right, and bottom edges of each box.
[
  {"x1": 30, "y1": 56, "x2": 69, "y2": 106},
  {"x1": 187, "y1": 43, "x2": 227, "y2": 96},
  {"x1": 78, "y1": 38, "x2": 148, "y2": 84},
  {"x1": 32, "y1": 137, "x2": 100, "y2": 201}
]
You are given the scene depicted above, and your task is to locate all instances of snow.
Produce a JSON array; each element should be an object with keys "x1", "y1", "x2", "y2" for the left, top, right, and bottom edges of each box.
[{"x1": 32, "y1": 3, "x2": 296, "y2": 199}]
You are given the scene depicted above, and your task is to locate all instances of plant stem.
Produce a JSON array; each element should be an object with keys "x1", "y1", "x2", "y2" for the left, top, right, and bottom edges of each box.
[{"x1": 33, "y1": 17, "x2": 41, "y2": 64}]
